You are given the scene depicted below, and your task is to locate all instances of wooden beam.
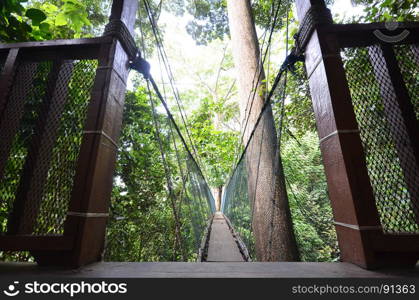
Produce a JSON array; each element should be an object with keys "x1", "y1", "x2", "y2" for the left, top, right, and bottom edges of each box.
[
  {"x1": 295, "y1": 0, "x2": 383, "y2": 268},
  {"x1": 0, "y1": 37, "x2": 110, "y2": 50},
  {"x1": 0, "y1": 235, "x2": 73, "y2": 251},
  {"x1": 0, "y1": 49, "x2": 19, "y2": 116}
]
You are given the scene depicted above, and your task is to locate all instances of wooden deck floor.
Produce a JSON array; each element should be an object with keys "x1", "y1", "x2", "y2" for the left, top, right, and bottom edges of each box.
[
  {"x1": 1, "y1": 262, "x2": 418, "y2": 278},
  {"x1": 206, "y1": 212, "x2": 245, "y2": 262},
  {"x1": 1, "y1": 216, "x2": 418, "y2": 278}
]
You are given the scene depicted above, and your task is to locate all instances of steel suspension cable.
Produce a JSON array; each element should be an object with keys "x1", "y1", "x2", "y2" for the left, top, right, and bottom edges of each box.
[
  {"x1": 143, "y1": 0, "x2": 205, "y2": 172},
  {"x1": 137, "y1": 9, "x2": 186, "y2": 260}
]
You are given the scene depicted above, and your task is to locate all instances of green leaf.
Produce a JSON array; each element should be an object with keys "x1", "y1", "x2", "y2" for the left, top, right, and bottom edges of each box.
[
  {"x1": 25, "y1": 8, "x2": 47, "y2": 26},
  {"x1": 81, "y1": 15, "x2": 91, "y2": 26},
  {"x1": 65, "y1": 0, "x2": 83, "y2": 6},
  {"x1": 41, "y1": 3, "x2": 58, "y2": 14},
  {"x1": 39, "y1": 22, "x2": 50, "y2": 32},
  {"x1": 55, "y1": 13, "x2": 68, "y2": 26}
]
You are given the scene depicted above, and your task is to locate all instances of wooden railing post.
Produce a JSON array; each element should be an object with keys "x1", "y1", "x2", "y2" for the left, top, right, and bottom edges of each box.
[
  {"x1": 0, "y1": 49, "x2": 19, "y2": 116},
  {"x1": 33, "y1": 0, "x2": 138, "y2": 267},
  {"x1": 294, "y1": 0, "x2": 383, "y2": 268}
]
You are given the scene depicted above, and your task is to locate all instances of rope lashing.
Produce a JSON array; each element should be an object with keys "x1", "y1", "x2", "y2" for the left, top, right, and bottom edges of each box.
[
  {"x1": 280, "y1": 51, "x2": 305, "y2": 74},
  {"x1": 293, "y1": 4, "x2": 333, "y2": 56},
  {"x1": 129, "y1": 54, "x2": 151, "y2": 78},
  {"x1": 103, "y1": 19, "x2": 138, "y2": 60}
]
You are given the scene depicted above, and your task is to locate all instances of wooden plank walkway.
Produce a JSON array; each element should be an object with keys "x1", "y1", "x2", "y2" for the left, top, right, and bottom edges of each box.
[
  {"x1": 1, "y1": 262, "x2": 418, "y2": 278},
  {"x1": 206, "y1": 212, "x2": 244, "y2": 262}
]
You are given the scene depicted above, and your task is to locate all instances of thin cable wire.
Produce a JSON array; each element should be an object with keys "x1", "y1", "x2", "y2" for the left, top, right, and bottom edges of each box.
[
  {"x1": 137, "y1": 8, "x2": 187, "y2": 260},
  {"x1": 143, "y1": 0, "x2": 205, "y2": 172},
  {"x1": 147, "y1": 75, "x2": 214, "y2": 199}
]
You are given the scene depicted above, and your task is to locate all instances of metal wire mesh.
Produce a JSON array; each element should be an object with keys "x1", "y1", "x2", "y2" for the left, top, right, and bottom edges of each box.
[
  {"x1": 0, "y1": 58, "x2": 98, "y2": 235},
  {"x1": 342, "y1": 45, "x2": 419, "y2": 234},
  {"x1": 393, "y1": 43, "x2": 419, "y2": 120},
  {"x1": 222, "y1": 75, "x2": 289, "y2": 260},
  {"x1": 0, "y1": 61, "x2": 52, "y2": 234},
  {"x1": 166, "y1": 116, "x2": 215, "y2": 258},
  {"x1": 183, "y1": 153, "x2": 215, "y2": 249},
  {"x1": 221, "y1": 156, "x2": 255, "y2": 256},
  {"x1": 107, "y1": 90, "x2": 215, "y2": 261},
  {"x1": 34, "y1": 60, "x2": 98, "y2": 234}
]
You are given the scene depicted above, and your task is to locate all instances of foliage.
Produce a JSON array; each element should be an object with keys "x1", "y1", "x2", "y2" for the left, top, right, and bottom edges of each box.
[
  {"x1": 281, "y1": 65, "x2": 316, "y2": 137},
  {"x1": 0, "y1": 0, "x2": 92, "y2": 42},
  {"x1": 165, "y1": 0, "x2": 319, "y2": 45},
  {"x1": 281, "y1": 131, "x2": 339, "y2": 261},
  {"x1": 351, "y1": 0, "x2": 418, "y2": 22},
  {"x1": 188, "y1": 97, "x2": 239, "y2": 187},
  {"x1": 104, "y1": 88, "x2": 180, "y2": 261},
  {"x1": 163, "y1": 0, "x2": 229, "y2": 45},
  {"x1": 104, "y1": 86, "x2": 213, "y2": 261}
]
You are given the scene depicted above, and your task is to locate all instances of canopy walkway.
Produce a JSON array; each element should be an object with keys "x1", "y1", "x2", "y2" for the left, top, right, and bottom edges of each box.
[
  {"x1": 0, "y1": 0, "x2": 418, "y2": 274},
  {"x1": 205, "y1": 212, "x2": 245, "y2": 262}
]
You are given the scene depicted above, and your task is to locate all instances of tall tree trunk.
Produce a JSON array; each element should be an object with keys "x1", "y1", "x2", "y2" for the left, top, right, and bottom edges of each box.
[
  {"x1": 226, "y1": 0, "x2": 299, "y2": 261},
  {"x1": 212, "y1": 186, "x2": 223, "y2": 211}
]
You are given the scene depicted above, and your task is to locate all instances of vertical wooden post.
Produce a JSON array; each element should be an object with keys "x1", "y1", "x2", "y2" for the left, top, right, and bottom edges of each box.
[
  {"x1": 34, "y1": 0, "x2": 138, "y2": 267},
  {"x1": 0, "y1": 49, "x2": 19, "y2": 116},
  {"x1": 295, "y1": 0, "x2": 383, "y2": 268}
]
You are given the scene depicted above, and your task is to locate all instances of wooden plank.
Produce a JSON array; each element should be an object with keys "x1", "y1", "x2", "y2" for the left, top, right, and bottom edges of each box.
[
  {"x1": 0, "y1": 235, "x2": 73, "y2": 251},
  {"x1": 0, "y1": 262, "x2": 417, "y2": 278},
  {"x1": 206, "y1": 213, "x2": 245, "y2": 262},
  {"x1": 18, "y1": 46, "x2": 103, "y2": 61},
  {"x1": 327, "y1": 23, "x2": 419, "y2": 48},
  {"x1": 7, "y1": 60, "x2": 74, "y2": 234},
  {"x1": 371, "y1": 234, "x2": 419, "y2": 252}
]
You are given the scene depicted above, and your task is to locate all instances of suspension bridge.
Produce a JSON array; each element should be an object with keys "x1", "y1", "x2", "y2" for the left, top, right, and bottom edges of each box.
[{"x1": 0, "y1": 0, "x2": 418, "y2": 277}]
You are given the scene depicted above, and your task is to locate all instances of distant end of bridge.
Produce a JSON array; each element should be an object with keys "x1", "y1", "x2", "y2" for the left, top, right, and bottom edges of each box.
[{"x1": 204, "y1": 212, "x2": 246, "y2": 262}]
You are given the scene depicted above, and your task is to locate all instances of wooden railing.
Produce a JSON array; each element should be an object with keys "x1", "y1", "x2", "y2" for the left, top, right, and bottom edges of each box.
[
  {"x1": 296, "y1": 0, "x2": 419, "y2": 268},
  {"x1": 0, "y1": 0, "x2": 138, "y2": 267}
]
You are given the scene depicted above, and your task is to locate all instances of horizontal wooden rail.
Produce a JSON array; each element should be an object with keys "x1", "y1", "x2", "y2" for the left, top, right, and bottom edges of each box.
[
  {"x1": 0, "y1": 37, "x2": 114, "y2": 61},
  {"x1": 0, "y1": 37, "x2": 112, "y2": 50},
  {"x1": 321, "y1": 22, "x2": 419, "y2": 48},
  {"x1": 371, "y1": 234, "x2": 419, "y2": 252},
  {"x1": 0, "y1": 235, "x2": 74, "y2": 251}
]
